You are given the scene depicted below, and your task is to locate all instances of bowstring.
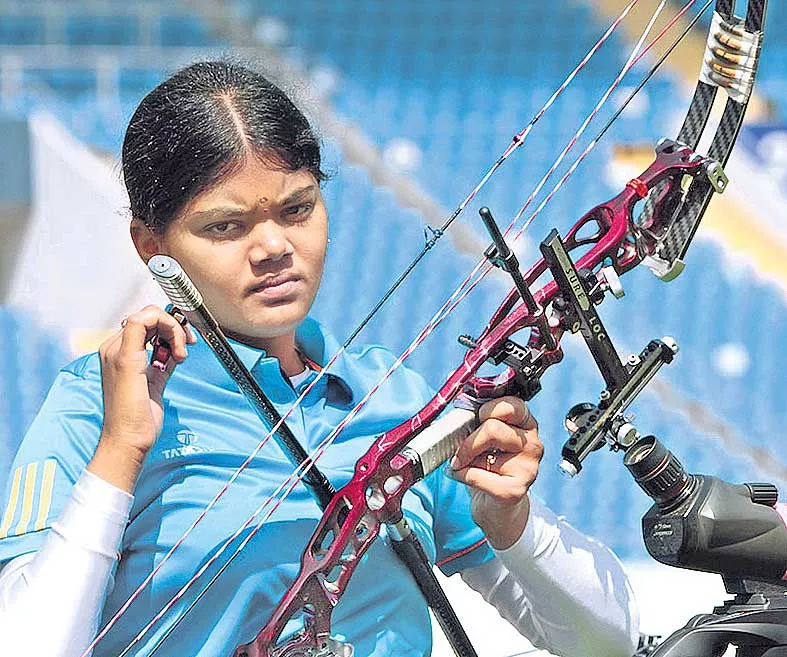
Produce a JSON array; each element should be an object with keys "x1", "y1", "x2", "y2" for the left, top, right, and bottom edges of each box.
[
  {"x1": 114, "y1": 3, "x2": 709, "y2": 654},
  {"x1": 510, "y1": 0, "x2": 716, "y2": 241},
  {"x1": 506, "y1": 0, "x2": 673, "y2": 231},
  {"x1": 341, "y1": 0, "x2": 644, "y2": 347}
]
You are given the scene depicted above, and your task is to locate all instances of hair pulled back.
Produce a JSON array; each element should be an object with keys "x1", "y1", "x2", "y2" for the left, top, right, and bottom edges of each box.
[{"x1": 122, "y1": 61, "x2": 325, "y2": 231}]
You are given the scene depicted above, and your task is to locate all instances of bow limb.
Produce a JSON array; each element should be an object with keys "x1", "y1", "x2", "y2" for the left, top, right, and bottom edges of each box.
[{"x1": 642, "y1": 0, "x2": 767, "y2": 276}]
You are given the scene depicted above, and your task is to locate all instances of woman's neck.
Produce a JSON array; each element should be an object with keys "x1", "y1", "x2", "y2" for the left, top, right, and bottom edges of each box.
[{"x1": 224, "y1": 330, "x2": 305, "y2": 376}]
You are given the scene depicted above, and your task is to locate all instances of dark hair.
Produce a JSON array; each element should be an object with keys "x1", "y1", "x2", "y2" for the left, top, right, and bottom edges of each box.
[{"x1": 122, "y1": 60, "x2": 326, "y2": 231}]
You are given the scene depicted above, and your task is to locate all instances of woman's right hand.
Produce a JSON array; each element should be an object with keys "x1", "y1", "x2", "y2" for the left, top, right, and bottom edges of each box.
[{"x1": 87, "y1": 305, "x2": 196, "y2": 493}]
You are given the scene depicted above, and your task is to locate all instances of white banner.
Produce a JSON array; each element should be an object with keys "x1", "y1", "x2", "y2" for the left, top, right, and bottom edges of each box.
[{"x1": 8, "y1": 110, "x2": 164, "y2": 338}]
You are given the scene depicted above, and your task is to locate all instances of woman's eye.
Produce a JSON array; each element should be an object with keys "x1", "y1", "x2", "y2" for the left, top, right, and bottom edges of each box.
[
  {"x1": 205, "y1": 222, "x2": 238, "y2": 235},
  {"x1": 284, "y1": 203, "x2": 313, "y2": 219}
]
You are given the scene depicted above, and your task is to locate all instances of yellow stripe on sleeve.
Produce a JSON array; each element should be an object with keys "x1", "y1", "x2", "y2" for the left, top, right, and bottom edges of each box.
[
  {"x1": 14, "y1": 462, "x2": 39, "y2": 536},
  {"x1": 0, "y1": 466, "x2": 24, "y2": 539},
  {"x1": 34, "y1": 459, "x2": 57, "y2": 531}
]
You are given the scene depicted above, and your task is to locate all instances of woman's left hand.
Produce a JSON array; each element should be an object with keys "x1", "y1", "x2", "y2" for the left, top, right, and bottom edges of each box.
[{"x1": 449, "y1": 396, "x2": 542, "y2": 550}]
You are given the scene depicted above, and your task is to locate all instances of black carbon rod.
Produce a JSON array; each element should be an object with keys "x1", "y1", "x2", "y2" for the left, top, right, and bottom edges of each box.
[{"x1": 390, "y1": 523, "x2": 479, "y2": 657}]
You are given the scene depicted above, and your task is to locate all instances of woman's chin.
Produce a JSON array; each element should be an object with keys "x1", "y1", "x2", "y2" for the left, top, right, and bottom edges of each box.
[{"x1": 223, "y1": 316, "x2": 303, "y2": 345}]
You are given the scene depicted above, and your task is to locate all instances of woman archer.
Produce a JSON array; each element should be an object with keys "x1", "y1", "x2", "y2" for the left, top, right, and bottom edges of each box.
[{"x1": 0, "y1": 61, "x2": 639, "y2": 657}]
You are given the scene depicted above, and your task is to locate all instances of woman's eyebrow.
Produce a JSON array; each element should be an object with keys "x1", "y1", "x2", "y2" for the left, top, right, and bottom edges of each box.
[
  {"x1": 187, "y1": 185, "x2": 317, "y2": 221},
  {"x1": 188, "y1": 206, "x2": 251, "y2": 222},
  {"x1": 277, "y1": 185, "x2": 317, "y2": 206}
]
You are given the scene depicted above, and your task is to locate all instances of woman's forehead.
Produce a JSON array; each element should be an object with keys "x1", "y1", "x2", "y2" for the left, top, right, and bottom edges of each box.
[{"x1": 187, "y1": 160, "x2": 319, "y2": 213}]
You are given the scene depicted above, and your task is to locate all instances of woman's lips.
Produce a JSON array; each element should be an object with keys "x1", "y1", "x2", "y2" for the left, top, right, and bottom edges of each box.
[{"x1": 248, "y1": 277, "x2": 302, "y2": 302}]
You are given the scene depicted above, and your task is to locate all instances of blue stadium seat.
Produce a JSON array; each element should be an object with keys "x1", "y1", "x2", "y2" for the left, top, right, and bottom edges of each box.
[
  {"x1": 156, "y1": 15, "x2": 219, "y2": 47},
  {"x1": 756, "y1": 0, "x2": 787, "y2": 119},
  {"x1": 26, "y1": 67, "x2": 97, "y2": 97},
  {"x1": 0, "y1": 15, "x2": 45, "y2": 45},
  {"x1": 64, "y1": 14, "x2": 139, "y2": 46},
  {"x1": 118, "y1": 68, "x2": 165, "y2": 96}
]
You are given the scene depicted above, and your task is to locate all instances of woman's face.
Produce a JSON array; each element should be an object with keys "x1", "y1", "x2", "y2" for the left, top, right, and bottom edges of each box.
[{"x1": 148, "y1": 156, "x2": 328, "y2": 346}]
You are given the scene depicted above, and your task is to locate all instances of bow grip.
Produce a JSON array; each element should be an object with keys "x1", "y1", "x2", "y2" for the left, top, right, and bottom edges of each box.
[
  {"x1": 396, "y1": 371, "x2": 540, "y2": 481},
  {"x1": 398, "y1": 406, "x2": 478, "y2": 480}
]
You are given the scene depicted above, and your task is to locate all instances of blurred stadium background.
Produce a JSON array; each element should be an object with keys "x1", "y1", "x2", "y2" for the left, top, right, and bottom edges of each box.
[{"x1": 0, "y1": 0, "x2": 785, "y2": 655}]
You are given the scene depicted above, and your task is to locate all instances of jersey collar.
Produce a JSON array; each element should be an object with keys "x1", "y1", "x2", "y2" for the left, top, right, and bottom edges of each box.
[{"x1": 185, "y1": 317, "x2": 354, "y2": 406}]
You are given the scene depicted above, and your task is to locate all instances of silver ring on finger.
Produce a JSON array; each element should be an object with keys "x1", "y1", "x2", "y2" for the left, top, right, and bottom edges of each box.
[{"x1": 485, "y1": 448, "x2": 502, "y2": 472}]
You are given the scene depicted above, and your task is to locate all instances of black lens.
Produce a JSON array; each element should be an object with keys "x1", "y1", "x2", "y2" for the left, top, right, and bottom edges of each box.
[{"x1": 624, "y1": 436, "x2": 695, "y2": 511}]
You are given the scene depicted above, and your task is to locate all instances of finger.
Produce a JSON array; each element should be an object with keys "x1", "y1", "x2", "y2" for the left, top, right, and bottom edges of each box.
[
  {"x1": 167, "y1": 308, "x2": 197, "y2": 344},
  {"x1": 119, "y1": 306, "x2": 191, "y2": 362},
  {"x1": 478, "y1": 396, "x2": 536, "y2": 429},
  {"x1": 98, "y1": 328, "x2": 126, "y2": 368},
  {"x1": 471, "y1": 450, "x2": 516, "y2": 477},
  {"x1": 152, "y1": 312, "x2": 197, "y2": 370},
  {"x1": 450, "y1": 461, "x2": 533, "y2": 504},
  {"x1": 453, "y1": 448, "x2": 540, "y2": 493},
  {"x1": 450, "y1": 418, "x2": 524, "y2": 470},
  {"x1": 455, "y1": 438, "x2": 542, "y2": 478},
  {"x1": 184, "y1": 323, "x2": 197, "y2": 344}
]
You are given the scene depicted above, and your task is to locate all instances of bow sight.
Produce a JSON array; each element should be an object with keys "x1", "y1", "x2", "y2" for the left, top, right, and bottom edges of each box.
[{"x1": 462, "y1": 138, "x2": 716, "y2": 477}]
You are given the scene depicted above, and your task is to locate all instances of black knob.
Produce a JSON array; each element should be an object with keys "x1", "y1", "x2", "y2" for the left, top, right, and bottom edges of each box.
[
  {"x1": 564, "y1": 402, "x2": 596, "y2": 434},
  {"x1": 745, "y1": 482, "x2": 779, "y2": 507}
]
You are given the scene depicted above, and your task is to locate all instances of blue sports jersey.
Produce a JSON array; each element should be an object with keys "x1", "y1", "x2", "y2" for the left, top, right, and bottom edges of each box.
[{"x1": 0, "y1": 317, "x2": 493, "y2": 657}]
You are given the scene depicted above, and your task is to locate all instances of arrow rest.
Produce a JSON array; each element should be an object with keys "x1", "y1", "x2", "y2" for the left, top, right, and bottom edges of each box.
[{"x1": 457, "y1": 333, "x2": 559, "y2": 402}]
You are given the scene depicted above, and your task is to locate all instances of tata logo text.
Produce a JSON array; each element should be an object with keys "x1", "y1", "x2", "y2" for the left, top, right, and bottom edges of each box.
[{"x1": 161, "y1": 430, "x2": 210, "y2": 459}]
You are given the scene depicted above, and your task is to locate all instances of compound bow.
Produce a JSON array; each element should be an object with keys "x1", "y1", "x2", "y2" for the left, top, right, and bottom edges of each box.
[{"x1": 235, "y1": 1, "x2": 768, "y2": 655}]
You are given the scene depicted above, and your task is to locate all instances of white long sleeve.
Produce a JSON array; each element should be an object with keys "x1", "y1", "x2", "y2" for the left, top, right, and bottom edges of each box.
[
  {"x1": 0, "y1": 469, "x2": 134, "y2": 657},
  {"x1": 461, "y1": 496, "x2": 639, "y2": 657}
]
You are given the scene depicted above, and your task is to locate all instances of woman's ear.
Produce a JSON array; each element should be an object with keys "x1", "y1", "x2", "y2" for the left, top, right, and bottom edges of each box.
[{"x1": 130, "y1": 218, "x2": 163, "y2": 263}]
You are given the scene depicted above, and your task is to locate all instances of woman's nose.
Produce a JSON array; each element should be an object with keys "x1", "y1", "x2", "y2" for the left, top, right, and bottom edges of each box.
[{"x1": 248, "y1": 222, "x2": 293, "y2": 263}]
